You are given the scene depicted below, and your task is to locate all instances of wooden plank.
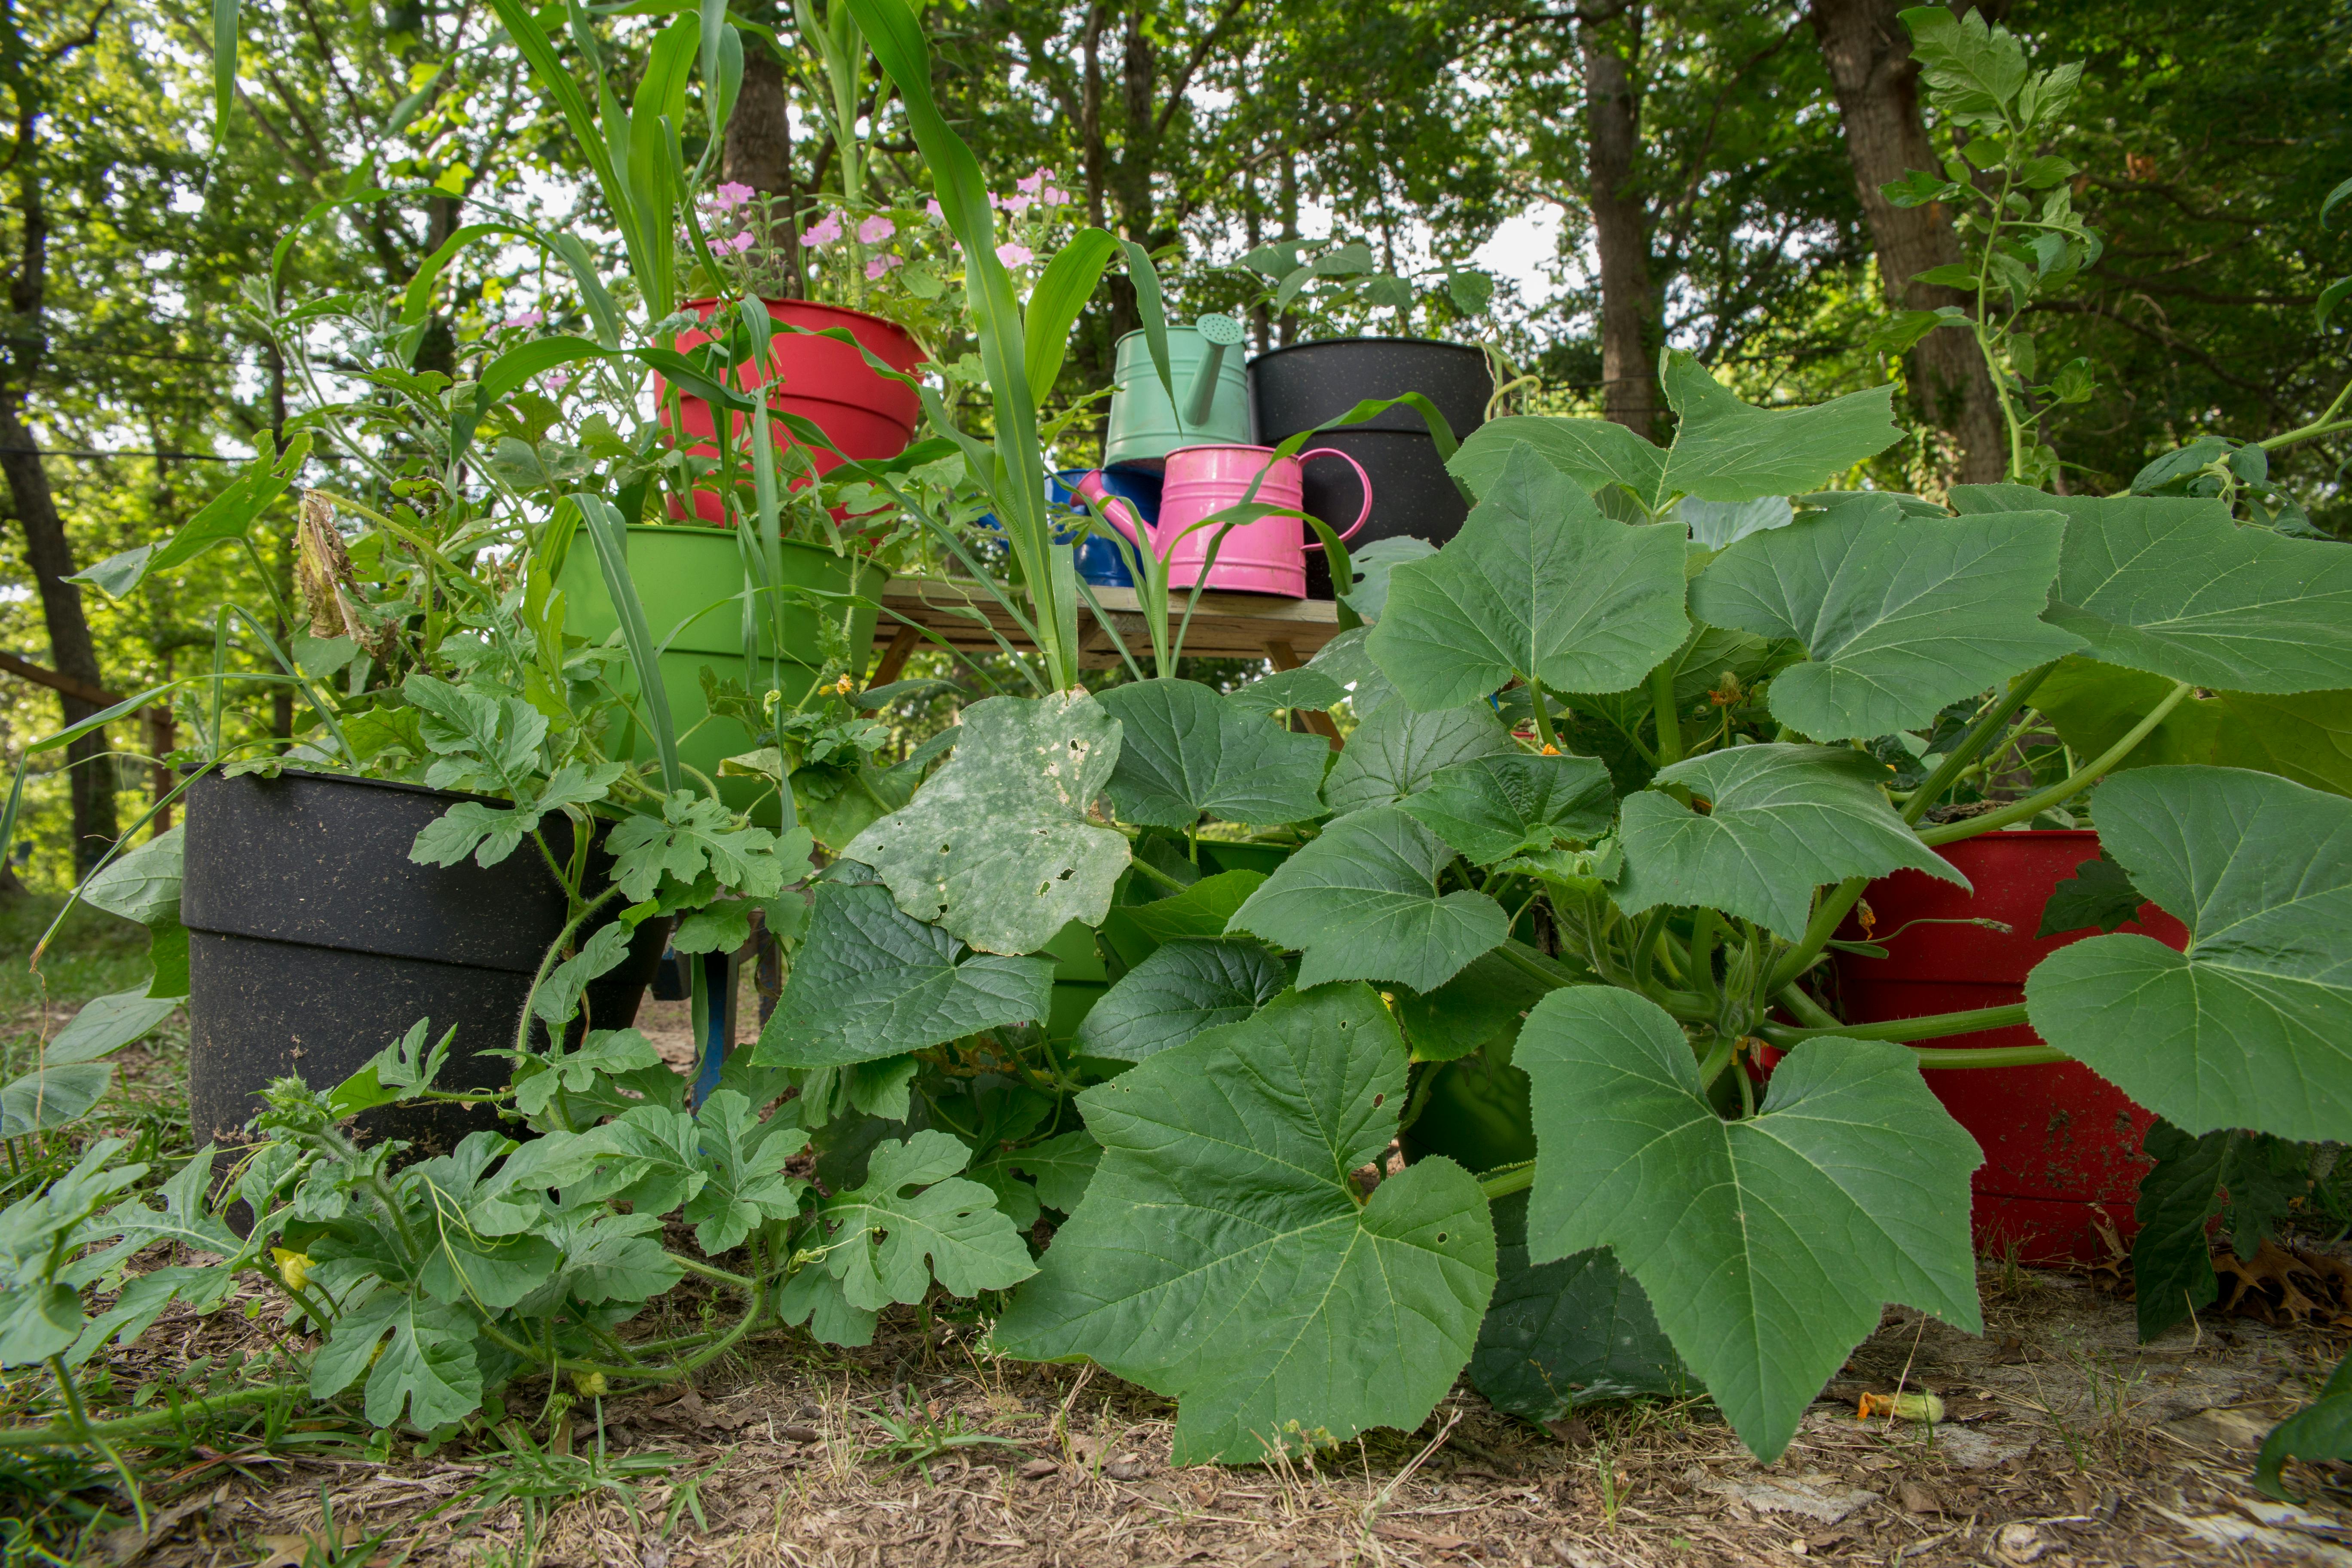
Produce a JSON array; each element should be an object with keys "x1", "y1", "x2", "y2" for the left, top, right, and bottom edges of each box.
[{"x1": 874, "y1": 577, "x2": 1344, "y2": 670}]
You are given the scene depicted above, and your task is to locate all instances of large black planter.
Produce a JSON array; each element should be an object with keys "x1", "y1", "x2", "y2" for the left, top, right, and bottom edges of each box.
[
  {"x1": 1249, "y1": 338, "x2": 1491, "y2": 597},
  {"x1": 182, "y1": 769, "x2": 666, "y2": 1155}
]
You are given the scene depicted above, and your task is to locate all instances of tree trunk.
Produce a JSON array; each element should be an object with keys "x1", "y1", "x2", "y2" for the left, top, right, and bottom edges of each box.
[
  {"x1": 3, "y1": 139, "x2": 115, "y2": 873},
  {"x1": 1580, "y1": 11, "x2": 1659, "y2": 440},
  {"x1": 723, "y1": 33, "x2": 806, "y2": 298},
  {"x1": 1809, "y1": 0, "x2": 2007, "y2": 483},
  {"x1": 0, "y1": 401, "x2": 116, "y2": 873}
]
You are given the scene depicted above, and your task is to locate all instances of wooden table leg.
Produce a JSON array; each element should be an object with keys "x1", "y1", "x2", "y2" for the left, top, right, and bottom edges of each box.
[
  {"x1": 867, "y1": 623, "x2": 921, "y2": 690},
  {"x1": 1265, "y1": 638, "x2": 1342, "y2": 747}
]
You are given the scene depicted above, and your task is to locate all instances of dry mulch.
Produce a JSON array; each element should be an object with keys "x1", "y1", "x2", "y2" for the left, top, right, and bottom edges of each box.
[{"x1": 72, "y1": 1258, "x2": 2352, "y2": 1568}]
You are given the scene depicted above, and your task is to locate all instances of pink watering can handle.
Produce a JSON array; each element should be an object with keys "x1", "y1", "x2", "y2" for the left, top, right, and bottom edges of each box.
[
  {"x1": 1073, "y1": 469, "x2": 1150, "y2": 547},
  {"x1": 1292, "y1": 448, "x2": 1374, "y2": 548}
]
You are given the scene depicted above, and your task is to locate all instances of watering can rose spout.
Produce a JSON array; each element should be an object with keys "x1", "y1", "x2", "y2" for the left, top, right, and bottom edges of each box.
[{"x1": 1182, "y1": 313, "x2": 1247, "y2": 428}]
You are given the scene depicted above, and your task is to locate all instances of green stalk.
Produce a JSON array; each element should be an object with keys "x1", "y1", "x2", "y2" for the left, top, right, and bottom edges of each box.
[
  {"x1": 1910, "y1": 1044, "x2": 2068, "y2": 1069},
  {"x1": 1902, "y1": 665, "x2": 2054, "y2": 825},
  {"x1": 1648, "y1": 662, "x2": 1683, "y2": 766},
  {"x1": 50, "y1": 1356, "x2": 148, "y2": 1533},
  {"x1": 1526, "y1": 679, "x2": 1559, "y2": 750},
  {"x1": 1477, "y1": 1161, "x2": 1534, "y2": 1201},
  {"x1": 1761, "y1": 1003, "x2": 2027, "y2": 1044},
  {"x1": 1763, "y1": 875, "x2": 1869, "y2": 995},
  {"x1": 2260, "y1": 374, "x2": 2352, "y2": 452},
  {"x1": 0, "y1": 1381, "x2": 309, "y2": 1452},
  {"x1": 1921, "y1": 681, "x2": 2193, "y2": 847}
]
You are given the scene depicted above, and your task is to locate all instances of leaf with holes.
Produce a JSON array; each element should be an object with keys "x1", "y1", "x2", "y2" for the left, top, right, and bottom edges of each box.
[
  {"x1": 844, "y1": 692, "x2": 1130, "y2": 955},
  {"x1": 1518, "y1": 986, "x2": 1981, "y2": 1461},
  {"x1": 993, "y1": 983, "x2": 1496, "y2": 1463}
]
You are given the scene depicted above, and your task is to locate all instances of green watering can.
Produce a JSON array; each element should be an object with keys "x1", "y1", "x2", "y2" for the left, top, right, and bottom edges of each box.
[{"x1": 1103, "y1": 313, "x2": 1251, "y2": 468}]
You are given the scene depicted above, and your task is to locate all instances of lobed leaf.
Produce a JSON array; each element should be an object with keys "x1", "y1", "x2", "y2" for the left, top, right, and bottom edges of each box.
[
  {"x1": 993, "y1": 983, "x2": 1497, "y2": 1463},
  {"x1": 2024, "y1": 766, "x2": 2352, "y2": 1142},
  {"x1": 1518, "y1": 987, "x2": 1981, "y2": 1461},
  {"x1": 1095, "y1": 678, "x2": 1330, "y2": 830}
]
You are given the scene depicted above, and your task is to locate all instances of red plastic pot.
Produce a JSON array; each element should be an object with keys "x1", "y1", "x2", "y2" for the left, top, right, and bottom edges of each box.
[
  {"x1": 658, "y1": 299, "x2": 923, "y2": 525},
  {"x1": 1831, "y1": 829, "x2": 2187, "y2": 1264}
]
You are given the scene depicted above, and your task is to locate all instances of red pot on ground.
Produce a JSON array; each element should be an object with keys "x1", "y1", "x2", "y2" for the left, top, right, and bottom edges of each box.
[
  {"x1": 1832, "y1": 829, "x2": 2188, "y2": 1265},
  {"x1": 658, "y1": 299, "x2": 923, "y2": 525}
]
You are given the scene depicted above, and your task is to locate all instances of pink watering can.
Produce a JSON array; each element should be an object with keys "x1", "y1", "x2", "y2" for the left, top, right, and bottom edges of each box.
[{"x1": 1151, "y1": 444, "x2": 1372, "y2": 597}]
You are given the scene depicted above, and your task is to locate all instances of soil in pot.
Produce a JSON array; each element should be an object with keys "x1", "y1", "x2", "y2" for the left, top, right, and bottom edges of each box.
[
  {"x1": 1833, "y1": 828, "x2": 2189, "y2": 1264},
  {"x1": 659, "y1": 299, "x2": 923, "y2": 525},
  {"x1": 181, "y1": 769, "x2": 667, "y2": 1156},
  {"x1": 556, "y1": 524, "x2": 886, "y2": 824},
  {"x1": 1248, "y1": 338, "x2": 1491, "y2": 597}
]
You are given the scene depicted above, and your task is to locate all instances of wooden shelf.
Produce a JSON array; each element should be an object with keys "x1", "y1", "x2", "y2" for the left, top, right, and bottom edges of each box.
[{"x1": 868, "y1": 577, "x2": 1347, "y2": 674}]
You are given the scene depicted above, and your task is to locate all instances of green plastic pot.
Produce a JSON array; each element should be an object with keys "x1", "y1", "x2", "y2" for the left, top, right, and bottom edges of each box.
[
  {"x1": 1401, "y1": 1034, "x2": 1537, "y2": 1174},
  {"x1": 1103, "y1": 323, "x2": 1252, "y2": 468},
  {"x1": 1041, "y1": 919, "x2": 1109, "y2": 1039},
  {"x1": 557, "y1": 524, "x2": 885, "y2": 824}
]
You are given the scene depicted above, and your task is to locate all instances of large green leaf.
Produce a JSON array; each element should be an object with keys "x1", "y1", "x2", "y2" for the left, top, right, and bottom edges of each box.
[
  {"x1": 781, "y1": 1130, "x2": 1036, "y2": 1347},
  {"x1": 1451, "y1": 353, "x2": 1900, "y2": 514},
  {"x1": 310, "y1": 1292, "x2": 482, "y2": 1431},
  {"x1": 1098, "y1": 870, "x2": 1265, "y2": 969},
  {"x1": 1471, "y1": 1191, "x2": 1686, "y2": 1421},
  {"x1": 1094, "y1": 678, "x2": 1330, "y2": 830},
  {"x1": 2024, "y1": 766, "x2": 2352, "y2": 1142},
  {"x1": 1320, "y1": 700, "x2": 1515, "y2": 817},
  {"x1": 2034, "y1": 657, "x2": 2352, "y2": 797},
  {"x1": 993, "y1": 983, "x2": 1497, "y2": 1463},
  {"x1": 1228, "y1": 808, "x2": 1510, "y2": 991},
  {"x1": 80, "y1": 825, "x2": 182, "y2": 927},
  {"x1": 845, "y1": 692, "x2": 1130, "y2": 955},
  {"x1": 2130, "y1": 1119, "x2": 2308, "y2": 1342},
  {"x1": 1400, "y1": 753, "x2": 1615, "y2": 868},
  {"x1": 1391, "y1": 947, "x2": 1560, "y2": 1063},
  {"x1": 683, "y1": 1089, "x2": 810, "y2": 1253},
  {"x1": 1614, "y1": 745, "x2": 1961, "y2": 937},
  {"x1": 1073, "y1": 938, "x2": 1288, "y2": 1062},
  {"x1": 754, "y1": 880, "x2": 1054, "y2": 1068},
  {"x1": 1689, "y1": 504, "x2": 2082, "y2": 741},
  {"x1": 45, "y1": 991, "x2": 180, "y2": 1066},
  {"x1": 1952, "y1": 488, "x2": 2352, "y2": 694},
  {"x1": 1518, "y1": 987, "x2": 1981, "y2": 1461},
  {"x1": 1368, "y1": 445, "x2": 1690, "y2": 710}
]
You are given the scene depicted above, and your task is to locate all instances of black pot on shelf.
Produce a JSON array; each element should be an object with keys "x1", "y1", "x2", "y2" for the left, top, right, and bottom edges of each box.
[
  {"x1": 181, "y1": 769, "x2": 668, "y2": 1156},
  {"x1": 1249, "y1": 338, "x2": 1493, "y2": 597}
]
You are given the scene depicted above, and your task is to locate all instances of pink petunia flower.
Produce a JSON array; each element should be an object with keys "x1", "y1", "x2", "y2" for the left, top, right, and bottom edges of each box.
[
  {"x1": 858, "y1": 214, "x2": 897, "y2": 245},
  {"x1": 995, "y1": 241, "x2": 1033, "y2": 267},
  {"x1": 1043, "y1": 186, "x2": 1072, "y2": 206},
  {"x1": 711, "y1": 181, "x2": 755, "y2": 211},
  {"x1": 501, "y1": 309, "x2": 544, "y2": 329},
  {"x1": 1001, "y1": 193, "x2": 1033, "y2": 216},
  {"x1": 866, "y1": 253, "x2": 904, "y2": 280},
  {"x1": 1016, "y1": 167, "x2": 1053, "y2": 195},
  {"x1": 925, "y1": 198, "x2": 946, "y2": 222},
  {"x1": 800, "y1": 210, "x2": 845, "y2": 248},
  {"x1": 725, "y1": 231, "x2": 757, "y2": 253},
  {"x1": 539, "y1": 369, "x2": 572, "y2": 395}
]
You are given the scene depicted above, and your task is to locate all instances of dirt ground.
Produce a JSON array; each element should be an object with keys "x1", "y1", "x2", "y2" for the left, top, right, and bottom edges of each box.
[
  {"x1": 23, "y1": 986, "x2": 2352, "y2": 1567},
  {"x1": 70, "y1": 1238, "x2": 2342, "y2": 1568}
]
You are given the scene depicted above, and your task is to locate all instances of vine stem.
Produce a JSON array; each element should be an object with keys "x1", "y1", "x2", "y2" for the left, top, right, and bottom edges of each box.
[
  {"x1": 2260, "y1": 375, "x2": 2352, "y2": 451},
  {"x1": 0, "y1": 1381, "x2": 308, "y2": 1452},
  {"x1": 1902, "y1": 664, "x2": 2054, "y2": 825},
  {"x1": 1920, "y1": 680, "x2": 2193, "y2": 847},
  {"x1": 1648, "y1": 663, "x2": 1683, "y2": 766},
  {"x1": 50, "y1": 1356, "x2": 148, "y2": 1533},
  {"x1": 1761, "y1": 1003, "x2": 2027, "y2": 1044}
]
